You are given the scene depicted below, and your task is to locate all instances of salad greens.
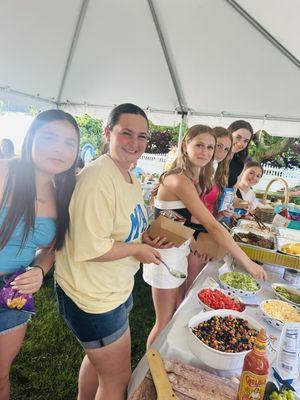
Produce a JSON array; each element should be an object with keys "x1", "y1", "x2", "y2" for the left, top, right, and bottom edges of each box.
[{"x1": 220, "y1": 272, "x2": 260, "y2": 291}]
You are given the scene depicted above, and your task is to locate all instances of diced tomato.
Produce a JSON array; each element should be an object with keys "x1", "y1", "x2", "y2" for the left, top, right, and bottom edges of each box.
[{"x1": 198, "y1": 288, "x2": 244, "y2": 312}]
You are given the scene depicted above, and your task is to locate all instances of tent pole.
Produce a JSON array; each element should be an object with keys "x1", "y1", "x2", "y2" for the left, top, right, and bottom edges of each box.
[
  {"x1": 147, "y1": 0, "x2": 187, "y2": 115},
  {"x1": 177, "y1": 112, "x2": 187, "y2": 153},
  {"x1": 225, "y1": 0, "x2": 300, "y2": 70},
  {"x1": 56, "y1": 0, "x2": 90, "y2": 105}
]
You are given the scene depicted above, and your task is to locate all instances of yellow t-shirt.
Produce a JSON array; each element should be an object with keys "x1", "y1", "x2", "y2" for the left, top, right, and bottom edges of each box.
[{"x1": 55, "y1": 155, "x2": 148, "y2": 313}]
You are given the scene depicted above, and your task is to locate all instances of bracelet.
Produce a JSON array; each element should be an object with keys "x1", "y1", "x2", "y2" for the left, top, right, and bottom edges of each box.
[{"x1": 33, "y1": 265, "x2": 45, "y2": 279}]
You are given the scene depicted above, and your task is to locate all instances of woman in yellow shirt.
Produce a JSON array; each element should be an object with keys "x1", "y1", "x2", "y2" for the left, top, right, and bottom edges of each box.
[{"x1": 55, "y1": 104, "x2": 161, "y2": 400}]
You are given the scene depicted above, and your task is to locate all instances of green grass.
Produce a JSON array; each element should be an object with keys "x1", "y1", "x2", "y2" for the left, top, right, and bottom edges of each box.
[{"x1": 10, "y1": 269, "x2": 154, "y2": 400}]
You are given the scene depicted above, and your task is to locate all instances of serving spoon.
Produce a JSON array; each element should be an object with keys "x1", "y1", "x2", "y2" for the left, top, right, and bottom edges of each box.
[{"x1": 159, "y1": 259, "x2": 186, "y2": 279}]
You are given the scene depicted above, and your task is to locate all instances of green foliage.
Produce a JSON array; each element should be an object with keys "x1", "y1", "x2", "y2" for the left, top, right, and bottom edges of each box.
[
  {"x1": 250, "y1": 130, "x2": 298, "y2": 167},
  {"x1": 146, "y1": 121, "x2": 184, "y2": 153},
  {"x1": 74, "y1": 114, "x2": 104, "y2": 157}
]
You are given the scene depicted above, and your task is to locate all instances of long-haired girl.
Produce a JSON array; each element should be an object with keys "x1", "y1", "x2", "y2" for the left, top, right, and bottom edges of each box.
[
  {"x1": 0, "y1": 109, "x2": 80, "y2": 399},
  {"x1": 143, "y1": 124, "x2": 266, "y2": 346}
]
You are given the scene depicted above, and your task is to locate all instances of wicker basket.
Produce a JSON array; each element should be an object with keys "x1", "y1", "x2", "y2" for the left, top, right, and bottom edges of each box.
[{"x1": 255, "y1": 178, "x2": 289, "y2": 223}]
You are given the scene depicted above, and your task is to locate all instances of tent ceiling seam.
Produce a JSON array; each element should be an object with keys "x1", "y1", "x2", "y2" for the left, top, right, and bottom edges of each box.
[
  {"x1": 146, "y1": 0, "x2": 187, "y2": 114},
  {"x1": 226, "y1": 0, "x2": 300, "y2": 70},
  {"x1": 2, "y1": 89, "x2": 300, "y2": 123},
  {"x1": 56, "y1": 0, "x2": 90, "y2": 105}
]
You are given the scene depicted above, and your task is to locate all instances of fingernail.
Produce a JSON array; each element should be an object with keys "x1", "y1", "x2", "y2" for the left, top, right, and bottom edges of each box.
[
  {"x1": 12, "y1": 286, "x2": 17, "y2": 290},
  {"x1": 10, "y1": 281, "x2": 16, "y2": 285}
]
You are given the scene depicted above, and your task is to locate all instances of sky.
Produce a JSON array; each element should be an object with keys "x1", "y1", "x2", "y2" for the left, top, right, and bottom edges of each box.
[{"x1": 0, "y1": 112, "x2": 33, "y2": 154}]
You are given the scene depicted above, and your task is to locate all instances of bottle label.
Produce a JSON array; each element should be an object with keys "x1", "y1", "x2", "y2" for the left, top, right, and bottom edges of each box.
[{"x1": 238, "y1": 371, "x2": 268, "y2": 400}]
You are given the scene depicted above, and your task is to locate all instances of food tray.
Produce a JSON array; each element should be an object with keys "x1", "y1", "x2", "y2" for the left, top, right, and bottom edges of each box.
[
  {"x1": 272, "y1": 283, "x2": 300, "y2": 307},
  {"x1": 231, "y1": 227, "x2": 276, "y2": 251},
  {"x1": 231, "y1": 228, "x2": 300, "y2": 270},
  {"x1": 276, "y1": 236, "x2": 300, "y2": 258},
  {"x1": 237, "y1": 219, "x2": 274, "y2": 234},
  {"x1": 277, "y1": 227, "x2": 300, "y2": 241},
  {"x1": 237, "y1": 243, "x2": 300, "y2": 270}
]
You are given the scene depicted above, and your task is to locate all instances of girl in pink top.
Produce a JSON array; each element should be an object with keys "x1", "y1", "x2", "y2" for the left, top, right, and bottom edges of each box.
[{"x1": 186, "y1": 127, "x2": 233, "y2": 292}]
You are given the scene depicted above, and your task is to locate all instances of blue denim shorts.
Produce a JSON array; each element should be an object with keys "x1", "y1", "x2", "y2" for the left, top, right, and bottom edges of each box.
[
  {"x1": 0, "y1": 273, "x2": 31, "y2": 335},
  {"x1": 56, "y1": 284, "x2": 133, "y2": 349}
]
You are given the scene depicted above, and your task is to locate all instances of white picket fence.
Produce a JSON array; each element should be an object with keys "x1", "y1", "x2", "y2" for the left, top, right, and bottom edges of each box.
[{"x1": 137, "y1": 153, "x2": 300, "y2": 191}]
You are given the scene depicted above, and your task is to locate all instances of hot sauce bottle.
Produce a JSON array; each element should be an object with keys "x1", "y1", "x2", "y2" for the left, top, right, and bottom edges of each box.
[{"x1": 238, "y1": 329, "x2": 269, "y2": 400}]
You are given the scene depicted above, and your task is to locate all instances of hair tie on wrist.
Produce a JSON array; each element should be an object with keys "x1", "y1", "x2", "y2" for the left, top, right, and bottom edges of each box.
[{"x1": 33, "y1": 265, "x2": 45, "y2": 279}]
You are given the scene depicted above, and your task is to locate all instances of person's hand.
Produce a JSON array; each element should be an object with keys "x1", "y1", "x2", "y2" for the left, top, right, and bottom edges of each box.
[
  {"x1": 10, "y1": 267, "x2": 44, "y2": 294},
  {"x1": 189, "y1": 239, "x2": 213, "y2": 262},
  {"x1": 242, "y1": 260, "x2": 267, "y2": 281},
  {"x1": 194, "y1": 252, "x2": 213, "y2": 263},
  {"x1": 134, "y1": 243, "x2": 161, "y2": 264},
  {"x1": 142, "y1": 231, "x2": 175, "y2": 249}
]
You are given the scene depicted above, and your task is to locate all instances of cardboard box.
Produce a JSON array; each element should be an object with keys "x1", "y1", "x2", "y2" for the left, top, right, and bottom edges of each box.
[
  {"x1": 234, "y1": 198, "x2": 249, "y2": 209},
  {"x1": 195, "y1": 233, "x2": 227, "y2": 260},
  {"x1": 147, "y1": 215, "x2": 195, "y2": 247}
]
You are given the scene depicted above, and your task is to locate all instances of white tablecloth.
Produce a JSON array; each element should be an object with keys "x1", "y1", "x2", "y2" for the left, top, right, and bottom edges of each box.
[{"x1": 128, "y1": 261, "x2": 300, "y2": 398}]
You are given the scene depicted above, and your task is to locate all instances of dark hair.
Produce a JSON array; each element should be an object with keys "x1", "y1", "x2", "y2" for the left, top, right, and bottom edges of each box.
[
  {"x1": 100, "y1": 141, "x2": 110, "y2": 155},
  {"x1": 106, "y1": 103, "x2": 149, "y2": 131},
  {"x1": 0, "y1": 138, "x2": 15, "y2": 158},
  {"x1": 0, "y1": 109, "x2": 80, "y2": 251},
  {"x1": 76, "y1": 156, "x2": 84, "y2": 169},
  {"x1": 228, "y1": 120, "x2": 254, "y2": 162},
  {"x1": 243, "y1": 160, "x2": 263, "y2": 175}
]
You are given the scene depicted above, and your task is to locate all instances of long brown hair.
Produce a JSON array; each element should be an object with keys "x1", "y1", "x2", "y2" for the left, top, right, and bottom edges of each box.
[
  {"x1": 153, "y1": 125, "x2": 216, "y2": 196},
  {"x1": 214, "y1": 127, "x2": 233, "y2": 191},
  {"x1": 0, "y1": 109, "x2": 80, "y2": 252},
  {"x1": 228, "y1": 120, "x2": 254, "y2": 162}
]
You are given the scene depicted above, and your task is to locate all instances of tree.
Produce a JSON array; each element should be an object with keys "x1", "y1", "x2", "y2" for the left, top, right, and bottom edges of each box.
[
  {"x1": 250, "y1": 130, "x2": 298, "y2": 167},
  {"x1": 74, "y1": 114, "x2": 104, "y2": 157},
  {"x1": 145, "y1": 121, "x2": 185, "y2": 153}
]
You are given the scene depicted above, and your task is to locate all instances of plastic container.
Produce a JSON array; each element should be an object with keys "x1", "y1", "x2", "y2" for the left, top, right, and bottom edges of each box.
[{"x1": 283, "y1": 268, "x2": 300, "y2": 285}]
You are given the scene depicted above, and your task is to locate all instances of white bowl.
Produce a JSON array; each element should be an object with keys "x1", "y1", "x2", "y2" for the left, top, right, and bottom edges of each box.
[
  {"x1": 187, "y1": 309, "x2": 264, "y2": 370},
  {"x1": 272, "y1": 283, "x2": 300, "y2": 308},
  {"x1": 219, "y1": 275, "x2": 261, "y2": 298},
  {"x1": 197, "y1": 287, "x2": 246, "y2": 312},
  {"x1": 260, "y1": 299, "x2": 300, "y2": 331}
]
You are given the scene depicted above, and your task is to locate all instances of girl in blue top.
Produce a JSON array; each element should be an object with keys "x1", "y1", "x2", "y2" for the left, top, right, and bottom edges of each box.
[{"x1": 0, "y1": 110, "x2": 79, "y2": 399}]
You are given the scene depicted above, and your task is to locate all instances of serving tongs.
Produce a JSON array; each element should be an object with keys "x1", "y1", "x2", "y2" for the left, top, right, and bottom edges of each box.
[
  {"x1": 249, "y1": 212, "x2": 270, "y2": 232},
  {"x1": 146, "y1": 349, "x2": 179, "y2": 400},
  {"x1": 220, "y1": 221, "x2": 246, "y2": 243}
]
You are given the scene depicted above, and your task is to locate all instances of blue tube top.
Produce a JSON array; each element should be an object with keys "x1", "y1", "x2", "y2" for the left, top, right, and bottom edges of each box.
[{"x1": 0, "y1": 209, "x2": 56, "y2": 274}]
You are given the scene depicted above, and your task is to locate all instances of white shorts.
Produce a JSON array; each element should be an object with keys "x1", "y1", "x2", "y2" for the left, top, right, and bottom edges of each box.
[{"x1": 143, "y1": 240, "x2": 191, "y2": 289}]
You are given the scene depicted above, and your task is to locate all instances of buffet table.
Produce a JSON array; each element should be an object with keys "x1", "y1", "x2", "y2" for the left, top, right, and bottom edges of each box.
[{"x1": 128, "y1": 261, "x2": 300, "y2": 398}]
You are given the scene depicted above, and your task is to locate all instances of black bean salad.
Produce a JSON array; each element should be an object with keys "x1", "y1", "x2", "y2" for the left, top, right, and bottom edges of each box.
[{"x1": 192, "y1": 315, "x2": 258, "y2": 353}]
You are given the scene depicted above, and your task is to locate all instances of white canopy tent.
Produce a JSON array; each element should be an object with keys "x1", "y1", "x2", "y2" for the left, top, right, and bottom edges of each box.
[{"x1": 1, "y1": 0, "x2": 300, "y2": 137}]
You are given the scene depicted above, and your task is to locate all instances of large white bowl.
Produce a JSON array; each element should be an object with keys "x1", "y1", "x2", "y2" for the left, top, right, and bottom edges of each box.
[{"x1": 187, "y1": 309, "x2": 264, "y2": 370}]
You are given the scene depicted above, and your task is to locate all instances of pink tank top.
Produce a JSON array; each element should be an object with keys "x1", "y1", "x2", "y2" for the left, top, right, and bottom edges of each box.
[{"x1": 200, "y1": 184, "x2": 220, "y2": 214}]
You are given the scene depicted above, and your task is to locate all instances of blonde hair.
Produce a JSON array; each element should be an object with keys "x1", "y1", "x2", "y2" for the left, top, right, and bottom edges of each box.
[
  {"x1": 153, "y1": 125, "x2": 216, "y2": 196},
  {"x1": 213, "y1": 126, "x2": 233, "y2": 190}
]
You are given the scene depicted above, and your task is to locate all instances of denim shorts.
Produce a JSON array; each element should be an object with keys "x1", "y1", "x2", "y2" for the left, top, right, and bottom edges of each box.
[
  {"x1": 0, "y1": 273, "x2": 31, "y2": 335},
  {"x1": 56, "y1": 284, "x2": 133, "y2": 349}
]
